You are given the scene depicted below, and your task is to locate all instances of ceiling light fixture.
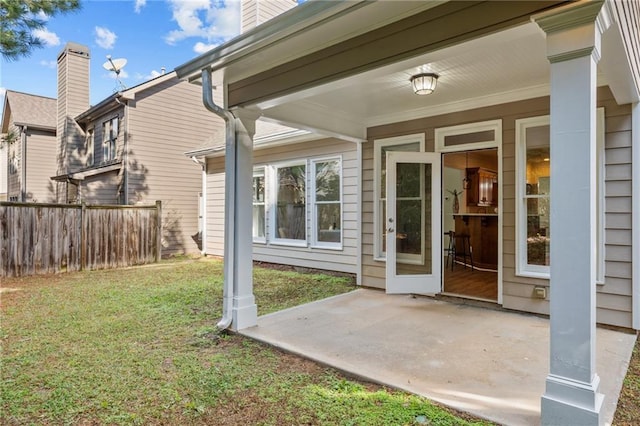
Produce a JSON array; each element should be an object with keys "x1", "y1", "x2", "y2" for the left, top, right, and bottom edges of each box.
[{"x1": 410, "y1": 72, "x2": 439, "y2": 95}]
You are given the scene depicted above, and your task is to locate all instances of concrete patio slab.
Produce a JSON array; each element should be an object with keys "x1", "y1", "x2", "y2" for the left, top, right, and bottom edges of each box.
[{"x1": 240, "y1": 289, "x2": 636, "y2": 426}]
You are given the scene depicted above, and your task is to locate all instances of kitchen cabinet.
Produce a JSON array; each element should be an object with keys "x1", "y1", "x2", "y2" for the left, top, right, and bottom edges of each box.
[
  {"x1": 454, "y1": 214, "x2": 498, "y2": 270},
  {"x1": 466, "y1": 167, "x2": 497, "y2": 206}
]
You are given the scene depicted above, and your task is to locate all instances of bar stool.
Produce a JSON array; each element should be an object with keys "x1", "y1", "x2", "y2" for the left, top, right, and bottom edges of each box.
[
  {"x1": 444, "y1": 230, "x2": 456, "y2": 270},
  {"x1": 454, "y1": 233, "x2": 473, "y2": 271}
]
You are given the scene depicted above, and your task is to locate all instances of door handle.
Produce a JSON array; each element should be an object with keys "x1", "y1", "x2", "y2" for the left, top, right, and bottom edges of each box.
[{"x1": 388, "y1": 228, "x2": 394, "y2": 233}]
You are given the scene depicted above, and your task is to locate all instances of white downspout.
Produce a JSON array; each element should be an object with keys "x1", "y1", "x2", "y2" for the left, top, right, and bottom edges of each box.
[
  {"x1": 356, "y1": 140, "x2": 363, "y2": 286},
  {"x1": 633, "y1": 102, "x2": 639, "y2": 330},
  {"x1": 201, "y1": 68, "x2": 237, "y2": 331},
  {"x1": 201, "y1": 160, "x2": 207, "y2": 256}
]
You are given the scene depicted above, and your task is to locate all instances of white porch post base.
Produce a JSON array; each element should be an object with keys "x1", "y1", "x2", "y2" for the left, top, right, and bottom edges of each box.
[
  {"x1": 541, "y1": 374, "x2": 604, "y2": 426},
  {"x1": 232, "y1": 295, "x2": 258, "y2": 331}
]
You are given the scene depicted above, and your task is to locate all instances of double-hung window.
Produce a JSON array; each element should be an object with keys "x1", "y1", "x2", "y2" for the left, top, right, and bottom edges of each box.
[
  {"x1": 311, "y1": 158, "x2": 342, "y2": 248},
  {"x1": 373, "y1": 135, "x2": 424, "y2": 260},
  {"x1": 273, "y1": 162, "x2": 306, "y2": 244},
  {"x1": 102, "y1": 117, "x2": 118, "y2": 162},
  {"x1": 515, "y1": 109, "x2": 604, "y2": 279},
  {"x1": 86, "y1": 128, "x2": 94, "y2": 167},
  {"x1": 252, "y1": 167, "x2": 266, "y2": 242}
]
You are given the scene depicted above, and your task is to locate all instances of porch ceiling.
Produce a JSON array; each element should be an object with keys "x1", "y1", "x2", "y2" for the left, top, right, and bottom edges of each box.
[{"x1": 251, "y1": 21, "x2": 607, "y2": 140}]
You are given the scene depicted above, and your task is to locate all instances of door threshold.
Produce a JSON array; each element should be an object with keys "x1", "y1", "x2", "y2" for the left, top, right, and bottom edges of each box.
[{"x1": 438, "y1": 292, "x2": 498, "y2": 304}]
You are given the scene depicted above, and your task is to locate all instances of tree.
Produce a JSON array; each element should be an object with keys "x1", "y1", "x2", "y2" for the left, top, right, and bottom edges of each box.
[{"x1": 0, "y1": 0, "x2": 80, "y2": 61}]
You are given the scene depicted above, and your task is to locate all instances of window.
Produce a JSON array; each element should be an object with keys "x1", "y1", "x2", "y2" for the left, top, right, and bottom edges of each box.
[
  {"x1": 515, "y1": 110, "x2": 604, "y2": 279},
  {"x1": 102, "y1": 117, "x2": 118, "y2": 162},
  {"x1": 253, "y1": 167, "x2": 266, "y2": 242},
  {"x1": 312, "y1": 158, "x2": 342, "y2": 248},
  {"x1": 273, "y1": 162, "x2": 306, "y2": 244},
  {"x1": 373, "y1": 135, "x2": 424, "y2": 260},
  {"x1": 86, "y1": 128, "x2": 94, "y2": 167}
]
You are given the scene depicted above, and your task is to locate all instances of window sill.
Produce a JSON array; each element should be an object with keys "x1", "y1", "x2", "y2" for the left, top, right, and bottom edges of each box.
[
  {"x1": 269, "y1": 240, "x2": 308, "y2": 248},
  {"x1": 310, "y1": 244, "x2": 343, "y2": 251},
  {"x1": 516, "y1": 270, "x2": 550, "y2": 280}
]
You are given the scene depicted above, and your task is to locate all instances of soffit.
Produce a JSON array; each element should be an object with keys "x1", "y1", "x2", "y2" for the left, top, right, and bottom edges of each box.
[{"x1": 254, "y1": 20, "x2": 612, "y2": 135}]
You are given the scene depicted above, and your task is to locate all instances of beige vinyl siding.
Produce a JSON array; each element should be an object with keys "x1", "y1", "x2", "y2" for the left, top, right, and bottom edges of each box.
[
  {"x1": 241, "y1": 0, "x2": 296, "y2": 33},
  {"x1": 57, "y1": 46, "x2": 90, "y2": 174},
  {"x1": 597, "y1": 88, "x2": 633, "y2": 328},
  {"x1": 24, "y1": 129, "x2": 57, "y2": 203},
  {"x1": 205, "y1": 138, "x2": 359, "y2": 274},
  {"x1": 126, "y1": 77, "x2": 224, "y2": 256},
  {"x1": 82, "y1": 170, "x2": 120, "y2": 204},
  {"x1": 241, "y1": 0, "x2": 257, "y2": 32},
  {"x1": 363, "y1": 87, "x2": 633, "y2": 328}
]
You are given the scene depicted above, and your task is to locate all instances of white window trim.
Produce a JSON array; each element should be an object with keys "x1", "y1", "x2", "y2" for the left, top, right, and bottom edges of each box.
[
  {"x1": 515, "y1": 110, "x2": 605, "y2": 280},
  {"x1": 102, "y1": 116, "x2": 118, "y2": 163},
  {"x1": 270, "y1": 160, "x2": 308, "y2": 247},
  {"x1": 373, "y1": 134, "x2": 425, "y2": 261},
  {"x1": 435, "y1": 119, "x2": 503, "y2": 153},
  {"x1": 310, "y1": 156, "x2": 343, "y2": 250},
  {"x1": 515, "y1": 115, "x2": 551, "y2": 279},
  {"x1": 252, "y1": 166, "x2": 267, "y2": 244}
]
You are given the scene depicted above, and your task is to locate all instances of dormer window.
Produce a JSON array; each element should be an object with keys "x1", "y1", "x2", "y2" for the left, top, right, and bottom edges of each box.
[{"x1": 102, "y1": 117, "x2": 118, "y2": 162}]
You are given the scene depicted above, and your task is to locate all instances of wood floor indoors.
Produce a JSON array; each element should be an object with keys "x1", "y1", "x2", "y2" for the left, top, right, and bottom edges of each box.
[{"x1": 443, "y1": 261, "x2": 498, "y2": 301}]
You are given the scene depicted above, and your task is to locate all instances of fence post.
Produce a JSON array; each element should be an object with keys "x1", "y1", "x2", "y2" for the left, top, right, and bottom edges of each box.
[
  {"x1": 80, "y1": 202, "x2": 86, "y2": 271},
  {"x1": 155, "y1": 200, "x2": 162, "y2": 262}
]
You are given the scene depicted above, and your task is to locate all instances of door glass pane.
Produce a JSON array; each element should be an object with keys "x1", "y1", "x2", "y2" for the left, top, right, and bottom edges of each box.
[{"x1": 395, "y1": 162, "x2": 432, "y2": 275}]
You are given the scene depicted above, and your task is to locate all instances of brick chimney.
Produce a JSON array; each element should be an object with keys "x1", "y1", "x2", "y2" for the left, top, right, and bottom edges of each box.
[{"x1": 56, "y1": 42, "x2": 90, "y2": 176}]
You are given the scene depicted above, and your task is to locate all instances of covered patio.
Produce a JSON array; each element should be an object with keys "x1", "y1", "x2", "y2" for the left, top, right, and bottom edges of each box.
[
  {"x1": 176, "y1": 1, "x2": 639, "y2": 423},
  {"x1": 241, "y1": 289, "x2": 635, "y2": 426}
]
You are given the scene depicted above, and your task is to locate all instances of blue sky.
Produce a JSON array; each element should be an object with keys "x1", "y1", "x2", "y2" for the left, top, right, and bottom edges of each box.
[{"x1": 0, "y1": 0, "x2": 245, "y2": 106}]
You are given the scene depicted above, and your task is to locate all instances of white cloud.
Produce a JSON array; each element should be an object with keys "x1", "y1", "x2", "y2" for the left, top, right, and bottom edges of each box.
[
  {"x1": 134, "y1": 0, "x2": 146, "y2": 13},
  {"x1": 39, "y1": 60, "x2": 57, "y2": 69},
  {"x1": 95, "y1": 26, "x2": 117, "y2": 49},
  {"x1": 32, "y1": 28, "x2": 60, "y2": 47},
  {"x1": 165, "y1": 0, "x2": 240, "y2": 46},
  {"x1": 0, "y1": 87, "x2": 6, "y2": 97},
  {"x1": 193, "y1": 41, "x2": 218, "y2": 54},
  {"x1": 135, "y1": 69, "x2": 167, "y2": 81}
]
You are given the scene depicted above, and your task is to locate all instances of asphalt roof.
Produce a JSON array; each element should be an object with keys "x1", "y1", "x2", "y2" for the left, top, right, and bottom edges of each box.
[{"x1": 2, "y1": 90, "x2": 56, "y2": 131}]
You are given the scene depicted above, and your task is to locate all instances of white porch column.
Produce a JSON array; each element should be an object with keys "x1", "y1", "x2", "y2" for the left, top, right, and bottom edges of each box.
[
  {"x1": 534, "y1": 2, "x2": 607, "y2": 425},
  {"x1": 229, "y1": 111, "x2": 258, "y2": 331}
]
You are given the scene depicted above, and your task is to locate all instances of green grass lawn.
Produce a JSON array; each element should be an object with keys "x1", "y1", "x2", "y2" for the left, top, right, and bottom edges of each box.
[{"x1": 1, "y1": 258, "x2": 490, "y2": 425}]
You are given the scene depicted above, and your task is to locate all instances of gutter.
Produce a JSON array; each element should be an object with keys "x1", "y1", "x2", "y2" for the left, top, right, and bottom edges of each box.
[{"x1": 200, "y1": 68, "x2": 237, "y2": 331}]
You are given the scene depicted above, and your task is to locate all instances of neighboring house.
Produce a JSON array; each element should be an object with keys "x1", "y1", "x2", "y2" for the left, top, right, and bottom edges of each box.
[
  {"x1": 0, "y1": 91, "x2": 57, "y2": 203},
  {"x1": 51, "y1": 43, "x2": 225, "y2": 256},
  {"x1": 176, "y1": 1, "x2": 639, "y2": 424}
]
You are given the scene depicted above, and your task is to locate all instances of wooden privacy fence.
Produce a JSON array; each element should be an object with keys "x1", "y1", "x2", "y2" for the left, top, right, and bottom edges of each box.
[{"x1": 0, "y1": 201, "x2": 162, "y2": 278}]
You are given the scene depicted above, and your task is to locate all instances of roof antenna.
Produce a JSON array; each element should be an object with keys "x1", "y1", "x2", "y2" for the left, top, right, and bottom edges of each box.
[{"x1": 103, "y1": 55, "x2": 128, "y2": 91}]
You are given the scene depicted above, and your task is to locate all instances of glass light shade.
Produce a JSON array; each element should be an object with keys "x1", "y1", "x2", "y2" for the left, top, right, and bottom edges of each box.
[{"x1": 410, "y1": 73, "x2": 439, "y2": 95}]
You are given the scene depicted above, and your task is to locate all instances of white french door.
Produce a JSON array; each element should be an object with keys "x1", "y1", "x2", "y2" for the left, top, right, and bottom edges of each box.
[{"x1": 386, "y1": 152, "x2": 442, "y2": 294}]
